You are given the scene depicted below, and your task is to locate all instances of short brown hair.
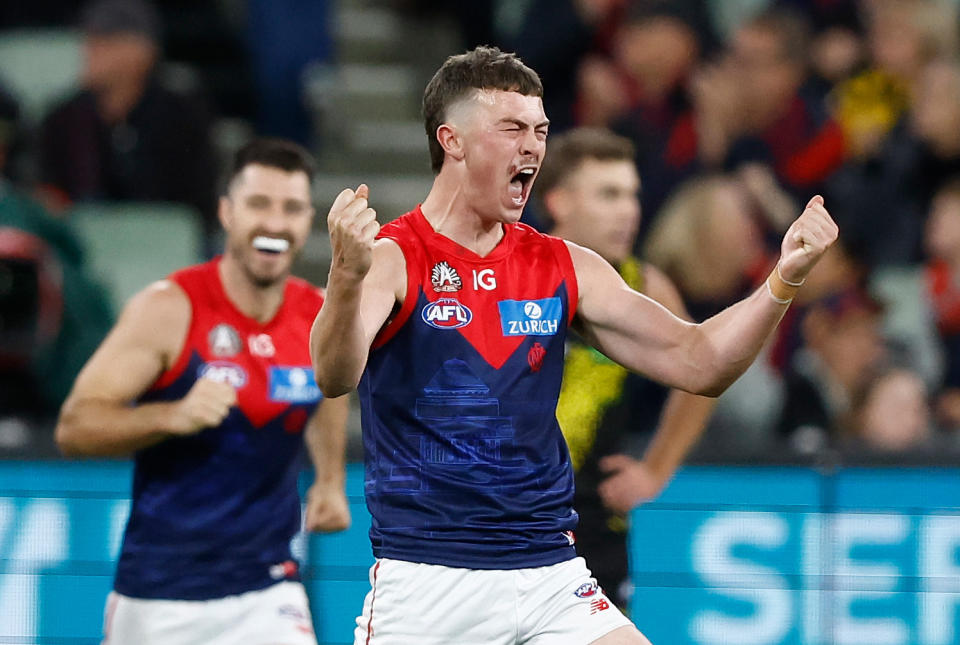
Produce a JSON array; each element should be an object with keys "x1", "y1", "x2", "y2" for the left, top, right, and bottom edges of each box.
[
  {"x1": 422, "y1": 46, "x2": 543, "y2": 174},
  {"x1": 535, "y1": 127, "x2": 636, "y2": 197},
  {"x1": 226, "y1": 137, "x2": 316, "y2": 193}
]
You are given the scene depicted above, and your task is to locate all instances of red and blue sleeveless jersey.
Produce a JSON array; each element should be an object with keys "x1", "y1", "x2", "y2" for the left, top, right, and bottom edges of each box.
[
  {"x1": 114, "y1": 258, "x2": 324, "y2": 600},
  {"x1": 360, "y1": 206, "x2": 580, "y2": 569}
]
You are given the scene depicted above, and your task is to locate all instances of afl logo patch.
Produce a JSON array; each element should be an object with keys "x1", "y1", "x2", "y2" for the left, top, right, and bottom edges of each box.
[
  {"x1": 199, "y1": 361, "x2": 247, "y2": 388},
  {"x1": 208, "y1": 323, "x2": 242, "y2": 357},
  {"x1": 574, "y1": 582, "x2": 598, "y2": 598},
  {"x1": 422, "y1": 298, "x2": 472, "y2": 329}
]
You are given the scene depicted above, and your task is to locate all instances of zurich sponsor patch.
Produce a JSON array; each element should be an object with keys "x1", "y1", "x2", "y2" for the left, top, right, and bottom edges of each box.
[
  {"x1": 199, "y1": 361, "x2": 248, "y2": 388},
  {"x1": 269, "y1": 366, "x2": 323, "y2": 403},
  {"x1": 498, "y1": 297, "x2": 562, "y2": 336},
  {"x1": 422, "y1": 298, "x2": 472, "y2": 329},
  {"x1": 574, "y1": 581, "x2": 599, "y2": 598}
]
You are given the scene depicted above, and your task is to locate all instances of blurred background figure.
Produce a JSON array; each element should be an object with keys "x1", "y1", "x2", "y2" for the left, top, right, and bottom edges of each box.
[
  {"x1": 536, "y1": 127, "x2": 717, "y2": 610},
  {"x1": 643, "y1": 174, "x2": 767, "y2": 321},
  {"x1": 845, "y1": 363, "x2": 934, "y2": 453},
  {"x1": 776, "y1": 288, "x2": 888, "y2": 454},
  {"x1": 246, "y1": 0, "x2": 333, "y2": 147},
  {"x1": 924, "y1": 177, "x2": 960, "y2": 431},
  {"x1": 37, "y1": 0, "x2": 217, "y2": 230},
  {"x1": 0, "y1": 80, "x2": 112, "y2": 436},
  {"x1": 826, "y1": 0, "x2": 960, "y2": 269}
]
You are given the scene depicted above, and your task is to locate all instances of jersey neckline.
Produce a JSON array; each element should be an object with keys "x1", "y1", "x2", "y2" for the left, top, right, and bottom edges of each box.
[
  {"x1": 209, "y1": 257, "x2": 291, "y2": 330},
  {"x1": 410, "y1": 205, "x2": 518, "y2": 264}
]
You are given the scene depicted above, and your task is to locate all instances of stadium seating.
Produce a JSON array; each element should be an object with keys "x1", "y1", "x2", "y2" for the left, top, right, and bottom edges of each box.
[
  {"x1": 0, "y1": 29, "x2": 81, "y2": 125},
  {"x1": 70, "y1": 202, "x2": 204, "y2": 312}
]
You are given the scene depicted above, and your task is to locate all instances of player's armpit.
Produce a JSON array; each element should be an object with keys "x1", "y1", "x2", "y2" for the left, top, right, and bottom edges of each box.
[{"x1": 55, "y1": 281, "x2": 192, "y2": 456}]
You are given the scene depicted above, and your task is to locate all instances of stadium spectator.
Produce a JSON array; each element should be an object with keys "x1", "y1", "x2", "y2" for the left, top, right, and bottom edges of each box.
[
  {"x1": 845, "y1": 363, "x2": 934, "y2": 453},
  {"x1": 642, "y1": 174, "x2": 768, "y2": 321},
  {"x1": 510, "y1": 0, "x2": 626, "y2": 132},
  {"x1": 38, "y1": 0, "x2": 217, "y2": 230},
  {"x1": 827, "y1": 58, "x2": 960, "y2": 268},
  {"x1": 923, "y1": 177, "x2": 960, "y2": 430},
  {"x1": 246, "y1": 0, "x2": 333, "y2": 146},
  {"x1": 616, "y1": 7, "x2": 845, "y2": 240},
  {"x1": 776, "y1": 287, "x2": 887, "y2": 453},
  {"x1": 0, "y1": 92, "x2": 112, "y2": 417},
  {"x1": 832, "y1": 0, "x2": 957, "y2": 160}
]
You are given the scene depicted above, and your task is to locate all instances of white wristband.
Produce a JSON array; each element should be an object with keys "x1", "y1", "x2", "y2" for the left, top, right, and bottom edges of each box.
[{"x1": 776, "y1": 263, "x2": 805, "y2": 287}]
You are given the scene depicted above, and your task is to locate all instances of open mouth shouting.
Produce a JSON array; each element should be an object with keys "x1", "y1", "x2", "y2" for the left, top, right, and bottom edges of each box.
[{"x1": 509, "y1": 166, "x2": 537, "y2": 206}]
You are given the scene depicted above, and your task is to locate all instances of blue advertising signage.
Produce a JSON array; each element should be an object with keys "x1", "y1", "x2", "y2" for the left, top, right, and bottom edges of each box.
[{"x1": 2, "y1": 462, "x2": 959, "y2": 644}]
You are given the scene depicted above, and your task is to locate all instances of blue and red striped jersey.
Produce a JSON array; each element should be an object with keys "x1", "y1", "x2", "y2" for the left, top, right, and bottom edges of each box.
[
  {"x1": 115, "y1": 258, "x2": 324, "y2": 600},
  {"x1": 360, "y1": 206, "x2": 580, "y2": 569}
]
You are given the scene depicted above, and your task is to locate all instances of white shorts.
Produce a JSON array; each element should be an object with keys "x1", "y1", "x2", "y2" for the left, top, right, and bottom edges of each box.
[
  {"x1": 353, "y1": 556, "x2": 633, "y2": 645},
  {"x1": 102, "y1": 581, "x2": 317, "y2": 645}
]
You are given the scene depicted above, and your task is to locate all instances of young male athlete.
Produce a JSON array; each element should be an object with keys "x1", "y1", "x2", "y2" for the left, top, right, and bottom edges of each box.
[
  {"x1": 311, "y1": 46, "x2": 836, "y2": 645},
  {"x1": 537, "y1": 127, "x2": 717, "y2": 610},
  {"x1": 56, "y1": 139, "x2": 350, "y2": 645}
]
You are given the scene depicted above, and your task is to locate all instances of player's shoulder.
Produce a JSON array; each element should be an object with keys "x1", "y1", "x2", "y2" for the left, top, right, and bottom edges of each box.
[
  {"x1": 376, "y1": 208, "x2": 420, "y2": 244},
  {"x1": 511, "y1": 221, "x2": 552, "y2": 241},
  {"x1": 115, "y1": 279, "x2": 192, "y2": 347},
  {"x1": 510, "y1": 222, "x2": 571, "y2": 257}
]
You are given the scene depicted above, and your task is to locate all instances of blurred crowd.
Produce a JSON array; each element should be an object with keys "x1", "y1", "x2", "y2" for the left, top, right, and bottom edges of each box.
[{"x1": 3, "y1": 0, "x2": 960, "y2": 461}]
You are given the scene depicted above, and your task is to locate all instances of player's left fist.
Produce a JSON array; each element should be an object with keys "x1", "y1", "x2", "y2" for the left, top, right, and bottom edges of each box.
[
  {"x1": 778, "y1": 195, "x2": 839, "y2": 284},
  {"x1": 305, "y1": 483, "x2": 351, "y2": 533},
  {"x1": 597, "y1": 455, "x2": 667, "y2": 515}
]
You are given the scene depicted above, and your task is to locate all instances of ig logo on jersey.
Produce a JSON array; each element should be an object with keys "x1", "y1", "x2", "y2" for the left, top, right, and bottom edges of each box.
[{"x1": 422, "y1": 298, "x2": 473, "y2": 329}]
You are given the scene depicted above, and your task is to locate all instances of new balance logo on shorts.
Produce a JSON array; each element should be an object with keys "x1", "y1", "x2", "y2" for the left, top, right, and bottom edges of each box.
[{"x1": 590, "y1": 598, "x2": 611, "y2": 614}]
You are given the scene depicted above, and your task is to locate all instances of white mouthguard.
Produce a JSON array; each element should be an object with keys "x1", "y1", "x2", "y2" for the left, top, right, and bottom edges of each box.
[{"x1": 252, "y1": 236, "x2": 290, "y2": 253}]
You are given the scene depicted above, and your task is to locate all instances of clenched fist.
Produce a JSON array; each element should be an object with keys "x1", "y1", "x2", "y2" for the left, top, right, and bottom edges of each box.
[
  {"x1": 778, "y1": 195, "x2": 839, "y2": 284},
  {"x1": 304, "y1": 483, "x2": 351, "y2": 533},
  {"x1": 168, "y1": 377, "x2": 237, "y2": 435},
  {"x1": 327, "y1": 184, "x2": 380, "y2": 281}
]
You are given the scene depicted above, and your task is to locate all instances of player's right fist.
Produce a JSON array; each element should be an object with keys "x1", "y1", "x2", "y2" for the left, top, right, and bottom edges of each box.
[
  {"x1": 327, "y1": 184, "x2": 379, "y2": 281},
  {"x1": 168, "y1": 377, "x2": 237, "y2": 435}
]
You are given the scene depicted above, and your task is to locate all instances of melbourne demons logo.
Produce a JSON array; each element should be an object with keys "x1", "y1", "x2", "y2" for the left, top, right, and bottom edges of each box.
[
  {"x1": 431, "y1": 261, "x2": 462, "y2": 292},
  {"x1": 422, "y1": 298, "x2": 473, "y2": 329}
]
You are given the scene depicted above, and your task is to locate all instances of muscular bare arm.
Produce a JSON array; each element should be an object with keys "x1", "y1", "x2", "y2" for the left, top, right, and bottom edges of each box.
[
  {"x1": 303, "y1": 394, "x2": 351, "y2": 532},
  {"x1": 55, "y1": 281, "x2": 236, "y2": 457},
  {"x1": 310, "y1": 185, "x2": 404, "y2": 397},
  {"x1": 573, "y1": 196, "x2": 837, "y2": 397},
  {"x1": 596, "y1": 265, "x2": 719, "y2": 513}
]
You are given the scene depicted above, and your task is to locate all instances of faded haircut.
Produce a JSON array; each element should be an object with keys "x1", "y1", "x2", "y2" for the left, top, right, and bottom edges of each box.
[{"x1": 422, "y1": 45, "x2": 543, "y2": 174}]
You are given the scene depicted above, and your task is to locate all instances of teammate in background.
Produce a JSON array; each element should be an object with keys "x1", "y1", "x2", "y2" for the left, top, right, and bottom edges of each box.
[
  {"x1": 311, "y1": 46, "x2": 836, "y2": 645},
  {"x1": 55, "y1": 139, "x2": 350, "y2": 645},
  {"x1": 536, "y1": 127, "x2": 717, "y2": 610}
]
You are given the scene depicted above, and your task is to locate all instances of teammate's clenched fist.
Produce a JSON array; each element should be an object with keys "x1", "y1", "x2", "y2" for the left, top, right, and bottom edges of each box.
[
  {"x1": 169, "y1": 377, "x2": 237, "y2": 435},
  {"x1": 327, "y1": 183, "x2": 380, "y2": 281},
  {"x1": 778, "y1": 195, "x2": 839, "y2": 284}
]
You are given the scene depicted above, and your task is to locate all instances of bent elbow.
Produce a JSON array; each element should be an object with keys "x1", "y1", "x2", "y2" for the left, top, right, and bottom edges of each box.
[
  {"x1": 54, "y1": 419, "x2": 83, "y2": 457},
  {"x1": 314, "y1": 371, "x2": 355, "y2": 399},
  {"x1": 55, "y1": 401, "x2": 92, "y2": 457},
  {"x1": 697, "y1": 380, "x2": 730, "y2": 398}
]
